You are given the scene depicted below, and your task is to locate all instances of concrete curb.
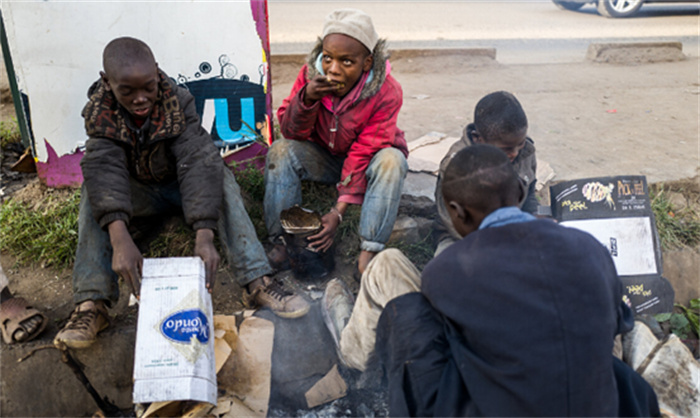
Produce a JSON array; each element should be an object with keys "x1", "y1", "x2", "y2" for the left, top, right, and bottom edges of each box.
[
  {"x1": 272, "y1": 42, "x2": 687, "y2": 66},
  {"x1": 586, "y1": 42, "x2": 685, "y2": 64},
  {"x1": 270, "y1": 47, "x2": 497, "y2": 66}
]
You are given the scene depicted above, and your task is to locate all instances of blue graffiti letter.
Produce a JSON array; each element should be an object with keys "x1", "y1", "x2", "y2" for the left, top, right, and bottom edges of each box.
[{"x1": 213, "y1": 97, "x2": 256, "y2": 145}]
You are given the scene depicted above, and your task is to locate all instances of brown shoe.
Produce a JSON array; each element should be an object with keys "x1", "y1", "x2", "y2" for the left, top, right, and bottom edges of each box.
[
  {"x1": 244, "y1": 276, "x2": 310, "y2": 319},
  {"x1": 54, "y1": 300, "x2": 110, "y2": 349}
]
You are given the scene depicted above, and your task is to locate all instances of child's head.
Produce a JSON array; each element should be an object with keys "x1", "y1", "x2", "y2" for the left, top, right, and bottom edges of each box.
[
  {"x1": 442, "y1": 144, "x2": 524, "y2": 237},
  {"x1": 320, "y1": 9, "x2": 377, "y2": 97},
  {"x1": 100, "y1": 37, "x2": 159, "y2": 120},
  {"x1": 471, "y1": 91, "x2": 528, "y2": 162}
]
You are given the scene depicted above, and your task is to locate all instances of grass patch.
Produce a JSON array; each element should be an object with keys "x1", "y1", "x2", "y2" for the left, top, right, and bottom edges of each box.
[
  {"x1": 229, "y1": 160, "x2": 268, "y2": 240},
  {"x1": 650, "y1": 185, "x2": 700, "y2": 249},
  {"x1": 142, "y1": 217, "x2": 195, "y2": 259},
  {"x1": 0, "y1": 189, "x2": 80, "y2": 268},
  {"x1": 0, "y1": 117, "x2": 21, "y2": 148},
  {"x1": 387, "y1": 235, "x2": 435, "y2": 271}
]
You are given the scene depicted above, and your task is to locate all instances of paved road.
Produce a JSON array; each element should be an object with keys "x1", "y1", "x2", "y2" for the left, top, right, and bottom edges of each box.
[{"x1": 267, "y1": 0, "x2": 700, "y2": 63}]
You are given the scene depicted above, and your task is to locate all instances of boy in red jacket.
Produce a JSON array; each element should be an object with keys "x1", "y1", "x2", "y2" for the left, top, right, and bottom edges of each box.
[{"x1": 265, "y1": 9, "x2": 408, "y2": 275}]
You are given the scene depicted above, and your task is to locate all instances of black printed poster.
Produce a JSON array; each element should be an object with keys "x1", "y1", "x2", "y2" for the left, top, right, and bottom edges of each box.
[
  {"x1": 550, "y1": 175, "x2": 672, "y2": 315},
  {"x1": 551, "y1": 176, "x2": 651, "y2": 221}
]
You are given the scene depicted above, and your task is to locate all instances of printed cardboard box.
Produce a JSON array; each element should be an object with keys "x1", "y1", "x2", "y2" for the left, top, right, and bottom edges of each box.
[{"x1": 133, "y1": 257, "x2": 216, "y2": 405}]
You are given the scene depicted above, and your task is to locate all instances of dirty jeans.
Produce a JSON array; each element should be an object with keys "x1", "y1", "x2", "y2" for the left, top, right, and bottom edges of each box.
[
  {"x1": 264, "y1": 139, "x2": 407, "y2": 252},
  {"x1": 72, "y1": 168, "x2": 272, "y2": 306},
  {"x1": 339, "y1": 248, "x2": 421, "y2": 371}
]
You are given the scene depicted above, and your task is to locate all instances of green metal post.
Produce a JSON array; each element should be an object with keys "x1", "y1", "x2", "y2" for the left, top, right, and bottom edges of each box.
[{"x1": 0, "y1": 9, "x2": 33, "y2": 153}]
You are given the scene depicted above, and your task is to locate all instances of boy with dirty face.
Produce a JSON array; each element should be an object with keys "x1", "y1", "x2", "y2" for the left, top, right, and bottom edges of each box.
[
  {"x1": 55, "y1": 37, "x2": 308, "y2": 350},
  {"x1": 434, "y1": 91, "x2": 539, "y2": 256},
  {"x1": 265, "y1": 9, "x2": 409, "y2": 276}
]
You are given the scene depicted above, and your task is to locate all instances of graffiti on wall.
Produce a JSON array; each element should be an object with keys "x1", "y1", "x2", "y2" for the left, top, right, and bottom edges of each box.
[{"x1": 176, "y1": 54, "x2": 269, "y2": 150}]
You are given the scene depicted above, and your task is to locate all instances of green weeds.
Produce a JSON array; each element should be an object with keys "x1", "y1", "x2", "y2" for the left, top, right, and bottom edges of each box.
[
  {"x1": 0, "y1": 189, "x2": 80, "y2": 268},
  {"x1": 650, "y1": 185, "x2": 700, "y2": 249},
  {"x1": 0, "y1": 117, "x2": 21, "y2": 148},
  {"x1": 654, "y1": 298, "x2": 700, "y2": 340},
  {"x1": 387, "y1": 236, "x2": 435, "y2": 271}
]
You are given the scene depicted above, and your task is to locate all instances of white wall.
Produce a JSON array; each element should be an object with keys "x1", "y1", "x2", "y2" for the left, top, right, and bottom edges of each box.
[{"x1": 3, "y1": 0, "x2": 266, "y2": 161}]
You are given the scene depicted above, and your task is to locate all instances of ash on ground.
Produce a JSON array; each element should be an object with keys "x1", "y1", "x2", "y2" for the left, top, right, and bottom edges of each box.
[{"x1": 269, "y1": 387, "x2": 389, "y2": 418}]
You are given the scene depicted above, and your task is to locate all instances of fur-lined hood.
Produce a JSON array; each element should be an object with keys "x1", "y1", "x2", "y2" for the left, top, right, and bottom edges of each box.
[{"x1": 305, "y1": 37, "x2": 390, "y2": 102}]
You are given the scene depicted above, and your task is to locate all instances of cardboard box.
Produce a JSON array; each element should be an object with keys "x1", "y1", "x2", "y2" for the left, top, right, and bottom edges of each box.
[{"x1": 133, "y1": 257, "x2": 216, "y2": 405}]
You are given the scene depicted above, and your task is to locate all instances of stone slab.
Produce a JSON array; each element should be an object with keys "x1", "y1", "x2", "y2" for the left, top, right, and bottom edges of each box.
[{"x1": 586, "y1": 42, "x2": 685, "y2": 64}]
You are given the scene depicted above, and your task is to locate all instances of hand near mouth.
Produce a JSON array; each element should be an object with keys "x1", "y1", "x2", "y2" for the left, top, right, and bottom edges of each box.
[
  {"x1": 325, "y1": 76, "x2": 346, "y2": 90},
  {"x1": 304, "y1": 75, "x2": 346, "y2": 105}
]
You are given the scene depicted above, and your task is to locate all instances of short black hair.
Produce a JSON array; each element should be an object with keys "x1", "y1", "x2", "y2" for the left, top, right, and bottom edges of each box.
[
  {"x1": 474, "y1": 91, "x2": 528, "y2": 142},
  {"x1": 103, "y1": 37, "x2": 155, "y2": 77},
  {"x1": 442, "y1": 144, "x2": 522, "y2": 212}
]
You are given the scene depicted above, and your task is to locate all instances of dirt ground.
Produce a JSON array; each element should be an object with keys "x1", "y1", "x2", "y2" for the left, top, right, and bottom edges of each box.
[{"x1": 1, "y1": 48, "x2": 699, "y2": 416}]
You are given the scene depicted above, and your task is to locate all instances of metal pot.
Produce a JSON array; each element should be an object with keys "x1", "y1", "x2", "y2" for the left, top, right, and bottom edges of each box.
[{"x1": 280, "y1": 205, "x2": 335, "y2": 280}]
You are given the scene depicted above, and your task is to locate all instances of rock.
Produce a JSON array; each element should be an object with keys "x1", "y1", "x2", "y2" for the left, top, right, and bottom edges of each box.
[
  {"x1": 388, "y1": 216, "x2": 419, "y2": 244},
  {"x1": 388, "y1": 215, "x2": 435, "y2": 246},
  {"x1": 399, "y1": 194, "x2": 436, "y2": 219},
  {"x1": 535, "y1": 159, "x2": 555, "y2": 192},
  {"x1": 622, "y1": 321, "x2": 659, "y2": 370},
  {"x1": 636, "y1": 334, "x2": 700, "y2": 417},
  {"x1": 662, "y1": 248, "x2": 700, "y2": 307},
  {"x1": 666, "y1": 191, "x2": 688, "y2": 212},
  {"x1": 401, "y1": 172, "x2": 437, "y2": 201},
  {"x1": 623, "y1": 321, "x2": 700, "y2": 417}
]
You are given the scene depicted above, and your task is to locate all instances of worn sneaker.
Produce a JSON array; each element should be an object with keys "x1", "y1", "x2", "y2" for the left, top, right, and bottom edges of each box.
[
  {"x1": 321, "y1": 278, "x2": 355, "y2": 355},
  {"x1": 53, "y1": 300, "x2": 110, "y2": 349},
  {"x1": 244, "y1": 276, "x2": 310, "y2": 319}
]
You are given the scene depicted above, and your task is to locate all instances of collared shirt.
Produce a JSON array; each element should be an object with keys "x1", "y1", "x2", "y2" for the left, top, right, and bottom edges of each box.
[{"x1": 479, "y1": 206, "x2": 535, "y2": 230}]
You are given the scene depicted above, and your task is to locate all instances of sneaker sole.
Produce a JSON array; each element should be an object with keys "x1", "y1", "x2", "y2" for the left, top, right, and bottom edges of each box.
[
  {"x1": 272, "y1": 303, "x2": 311, "y2": 319},
  {"x1": 53, "y1": 337, "x2": 97, "y2": 349},
  {"x1": 53, "y1": 320, "x2": 109, "y2": 349}
]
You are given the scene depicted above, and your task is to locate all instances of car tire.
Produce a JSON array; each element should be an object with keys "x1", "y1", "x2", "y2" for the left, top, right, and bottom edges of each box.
[
  {"x1": 597, "y1": 0, "x2": 644, "y2": 17},
  {"x1": 552, "y1": 1, "x2": 586, "y2": 11}
]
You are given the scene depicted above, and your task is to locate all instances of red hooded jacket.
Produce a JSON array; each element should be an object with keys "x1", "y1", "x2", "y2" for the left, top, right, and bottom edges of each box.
[{"x1": 276, "y1": 39, "x2": 408, "y2": 204}]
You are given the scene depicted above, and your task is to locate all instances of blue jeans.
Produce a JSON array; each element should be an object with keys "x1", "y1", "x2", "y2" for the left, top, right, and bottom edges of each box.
[
  {"x1": 73, "y1": 168, "x2": 272, "y2": 306},
  {"x1": 264, "y1": 139, "x2": 407, "y2": 253}
]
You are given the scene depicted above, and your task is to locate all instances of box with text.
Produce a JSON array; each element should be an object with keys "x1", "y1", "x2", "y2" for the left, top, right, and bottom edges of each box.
[{"x1": 133, "y1": 257, "x2": 216, "y2": 405}]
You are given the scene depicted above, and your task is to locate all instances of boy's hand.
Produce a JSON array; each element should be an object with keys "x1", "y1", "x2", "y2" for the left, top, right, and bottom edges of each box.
[
  {"x1": 194, "y1": 228, "x2": 220, "y2": 293},
  {"x1": 307, "y1": 213, "x2": 339, "y2": 252},
  {"x1": 304, "y1": 75, "x2": 344, "y2": 105},
  {"x1": 308, "y1": 203, "x2": 346, "y2": 253},
  {"x1": 108, "y1": 220, "x2": 143, "y2": 299}
]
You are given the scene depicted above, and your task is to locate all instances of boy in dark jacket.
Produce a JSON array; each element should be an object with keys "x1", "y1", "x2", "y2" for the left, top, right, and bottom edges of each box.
[
  {"x1": 434, "y1": 91, "x2": 538, "y2": 255},
  {"x1": 323, "y1": 145, "x2": 658, "y2": 416},
  {"x1": 54, "y1": 37, "x2": 308, "y2": 350},
  {"x1": 264, "y1": 9, "x2": 409, "y2": 275}
]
